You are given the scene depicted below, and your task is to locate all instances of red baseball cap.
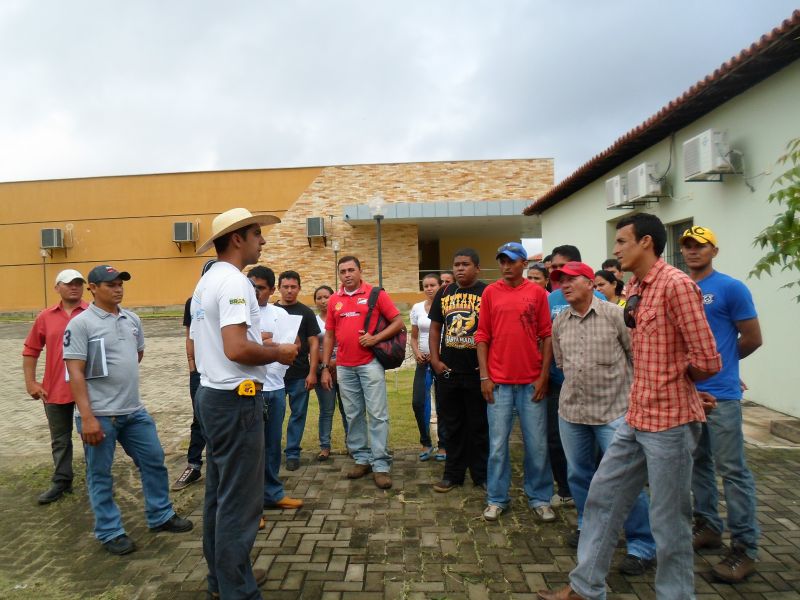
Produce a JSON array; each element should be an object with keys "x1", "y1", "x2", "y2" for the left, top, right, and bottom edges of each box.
[{"x1": 550, "y1": 261, "x2": 595, "y2": 283}]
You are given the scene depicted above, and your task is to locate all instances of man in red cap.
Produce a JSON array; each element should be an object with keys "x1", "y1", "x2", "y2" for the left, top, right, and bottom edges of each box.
[{"x1": 550, "y1": 261, "x2": 656, "y2": 574}]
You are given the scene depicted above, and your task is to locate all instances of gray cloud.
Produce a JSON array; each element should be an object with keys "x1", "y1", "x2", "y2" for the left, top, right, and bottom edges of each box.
[{"x1": 0, "y1": 0, "x2": 796, "y2": 183}]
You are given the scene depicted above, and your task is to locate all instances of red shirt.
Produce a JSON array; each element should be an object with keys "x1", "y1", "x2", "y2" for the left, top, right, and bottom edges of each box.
[
  {"x1": 626, "y1": 259, "x2": 722, "y2": 432},
  {"x1": 474, "y1": 279, "x2": 551, "y2": 384},
  {"x1": 325, "y1": 282, "x2": 401, "y2": 367},
  {"x1": 22, "y1": 301, "x2": 89, "y2": 404}
]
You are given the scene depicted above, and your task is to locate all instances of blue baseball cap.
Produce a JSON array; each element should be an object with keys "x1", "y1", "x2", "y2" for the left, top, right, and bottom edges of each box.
[{"x1": 496, "y1": 242, "x2": 528, "y2": 262}]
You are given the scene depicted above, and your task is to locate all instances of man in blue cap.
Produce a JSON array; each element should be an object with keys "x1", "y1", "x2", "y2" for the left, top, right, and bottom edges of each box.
[{"x1": 475, "y1": 242, "x2": 554, "y2": 522}]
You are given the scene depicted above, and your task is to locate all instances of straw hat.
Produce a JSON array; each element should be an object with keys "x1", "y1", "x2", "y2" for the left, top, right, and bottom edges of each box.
[{"x1": 196, "y1": 208, "x2": 281, "y2": 254}]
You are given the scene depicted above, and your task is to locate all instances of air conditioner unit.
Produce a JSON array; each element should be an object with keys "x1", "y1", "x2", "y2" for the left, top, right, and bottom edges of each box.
[
  {"x1": 41, "y1": 228, "x2": 64, "y2": 249},
  {"x1": 306, "y1": 217, "x2": 325, "y2": 238},
  {"x1": 627, "y1": 162, "x2": 662, "y2": 202},
  {"x1": 173, "y1": 222, "x2": 196, "y2": 242},
  {"x1": 605, "y1": 175, "x2": 627, "y2": 208},
  {"x1": 683, "y1": 129, "x2": 736, "y2": 181}
]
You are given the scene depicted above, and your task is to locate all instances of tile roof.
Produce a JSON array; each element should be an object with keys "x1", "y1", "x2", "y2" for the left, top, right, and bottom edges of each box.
[{"x1": 523, "y1": 9, "x2": 800, "y2": 215}]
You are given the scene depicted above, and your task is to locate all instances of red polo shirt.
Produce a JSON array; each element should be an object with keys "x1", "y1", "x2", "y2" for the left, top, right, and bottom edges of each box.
[
  {"x1": 22, "y1": 300, "x2": 89, "y2": 404},
  {"x1": 325, "y1": 282, "x2": 400, "y2": 367}
]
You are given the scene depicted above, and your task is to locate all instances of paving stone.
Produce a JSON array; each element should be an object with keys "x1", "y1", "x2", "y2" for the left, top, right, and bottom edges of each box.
[{"x1": 1, "y1": 322, "x2": 799, "y2": 599}]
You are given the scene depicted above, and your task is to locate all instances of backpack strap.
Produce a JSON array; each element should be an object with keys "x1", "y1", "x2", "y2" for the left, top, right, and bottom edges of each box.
[{"x1": 364, "y1": 287, "x2": 383, "y2": 334}]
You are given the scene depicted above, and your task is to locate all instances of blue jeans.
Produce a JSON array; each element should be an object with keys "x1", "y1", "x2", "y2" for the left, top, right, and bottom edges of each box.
[
  {"x1": 412, "y1": 363, "x2": 433, "y2": 447},
  {"x1": 315, "y1": 381, "x2": 348, "y2": 450},
  {"x1": 559, "y1": 416, "x2": 656, "y2": 560},
  {"x1": 570, "y1": 420, "x2": 701, "y2": 600},
  {"x1": 486, "y1": 384, "x2": 552, "y2": 508},
  {"x1": 692, "y1": 400, "x2": 759, "y2": 559},
  {"x1": 284, "y1": 377, "x2": 309, "y2": 461},
  {"x1": 337, "y1": 359, "x2": 391, "y2": 472},
  {"x1": 76, "y1": 408, "x2": 174, "y2": 543},
  {"x1": 196, "y1": 386, "x2": 264, "y2": 600},
  {"x1": 263, "y1": 388, "x2": 286, "y2": 504}
]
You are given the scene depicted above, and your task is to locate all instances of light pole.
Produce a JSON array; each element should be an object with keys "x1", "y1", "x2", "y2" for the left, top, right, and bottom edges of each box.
[
  {"x1": 332, "y1": 240, "x2": 340, "y2": 288},
  {"x1": 368, "y1": 194, "x2": 385, "y2": 288}
]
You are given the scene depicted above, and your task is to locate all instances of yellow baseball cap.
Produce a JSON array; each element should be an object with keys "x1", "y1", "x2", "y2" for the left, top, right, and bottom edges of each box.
[{"x1": 679, "y1": 225, "x2": 718, "y2": 247}]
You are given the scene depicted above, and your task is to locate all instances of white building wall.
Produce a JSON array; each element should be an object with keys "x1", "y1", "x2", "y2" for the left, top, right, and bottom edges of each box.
[{"x1": 541, "y1": 60, "x2": 800, "y2": 417}]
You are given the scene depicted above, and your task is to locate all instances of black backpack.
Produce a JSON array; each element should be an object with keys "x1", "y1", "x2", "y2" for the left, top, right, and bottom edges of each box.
[{"x1": 363, "y1": 287, "x2": 408, "y2": 370}]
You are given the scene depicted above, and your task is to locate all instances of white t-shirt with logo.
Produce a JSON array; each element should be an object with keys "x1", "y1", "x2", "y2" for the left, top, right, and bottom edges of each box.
[
  {"x1": 410, "y1": 301, "x2": 432, "y2": 355},
  {"x1": 260, "y1": 304, "x2": 291, "y2": 391},
  {"x1": 190, "y1": 261, "x2": 266, "y2": 390}
]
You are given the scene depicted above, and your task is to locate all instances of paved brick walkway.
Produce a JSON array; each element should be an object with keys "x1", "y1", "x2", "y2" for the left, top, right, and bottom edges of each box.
[{"x1": 1, "y1": 319, "x2": 799, "y2": 600}]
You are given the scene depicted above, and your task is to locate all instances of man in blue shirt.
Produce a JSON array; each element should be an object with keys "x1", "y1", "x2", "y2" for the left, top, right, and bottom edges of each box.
[{"x1": 680, "y1": 226, "x2": 763, "y2": 584}]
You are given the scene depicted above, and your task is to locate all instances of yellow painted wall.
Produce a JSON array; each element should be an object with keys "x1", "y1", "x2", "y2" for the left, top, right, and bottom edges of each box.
[{"x1": 1, "y1": 168, "x2": 322, "y2": 311}]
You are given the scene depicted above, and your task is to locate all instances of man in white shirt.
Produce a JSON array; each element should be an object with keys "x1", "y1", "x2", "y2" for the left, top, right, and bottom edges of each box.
[
  {"x1": 191, "y1": 208, "x2": 297, "y2": 600},
  {"x1": 248, "y1": 266, "x2": 304, "y2": 512}
]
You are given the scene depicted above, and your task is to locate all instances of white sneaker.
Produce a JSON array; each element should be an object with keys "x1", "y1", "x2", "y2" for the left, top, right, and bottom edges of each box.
[
  {"x1": 550, "y1": 494, "x2": 575, "y2": 507},
  {"x1": 535, "y1": 505, "x2": 557, "y2": 522},
  {"x1": 483, "y1": 504, "x2": 504, "y2": 521}
]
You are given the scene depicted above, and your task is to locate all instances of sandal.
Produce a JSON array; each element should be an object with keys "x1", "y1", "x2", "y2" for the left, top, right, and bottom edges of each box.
[
  {"x1": 418, "y1": 447, "x2": 435, "y2": 462},
  {"x1": 435, "y1": 452, "x2": 447, "y2": 462},
  {"x1": 317, "y1": 449, "x2": 331, "y2": 462}
]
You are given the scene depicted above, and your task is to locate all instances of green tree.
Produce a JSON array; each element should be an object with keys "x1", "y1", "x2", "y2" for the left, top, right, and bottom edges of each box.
[{"x1": 750, "y1": 137, "x2": 800, "y2": 302}]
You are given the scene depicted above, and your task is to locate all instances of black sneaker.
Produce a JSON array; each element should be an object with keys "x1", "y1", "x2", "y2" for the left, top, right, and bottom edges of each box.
[
  {"x1": 286, "y1": 458, "x2": 300, "y2": 471},
  {"x1": 433, "y1": 479, "x2": 460, "y2": 493},
  {"x1": 567, "y1": 529, "x2": 580, "y2": 548},
  {"x1": 150, "y1": 514, "x2": 194, "y2": 533},
  {"x1": 172, "y1": 467, "x2": 202, "y2": 491},
  {"x1": 103, "y1": 534, "x2": 135, "y2": 555},
  {"x1": 37, "y1": 482, "x2": 73, "y2": 505},
  {"x1": 619, "y1": 554, "x2": 656, "y2": 575}
]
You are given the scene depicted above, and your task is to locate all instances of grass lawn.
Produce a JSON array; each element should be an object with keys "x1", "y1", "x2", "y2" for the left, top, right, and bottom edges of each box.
[{"x1": 296, "y1": 365, "x2": 432, "y2": 455}]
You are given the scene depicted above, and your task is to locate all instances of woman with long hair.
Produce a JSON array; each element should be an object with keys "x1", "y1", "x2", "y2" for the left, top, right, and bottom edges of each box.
[{"x1": 594, "y1": 270, "x2": 626, "y2": 307}]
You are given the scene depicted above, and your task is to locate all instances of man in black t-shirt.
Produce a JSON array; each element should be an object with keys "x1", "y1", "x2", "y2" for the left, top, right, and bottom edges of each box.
[
  {"x1": 275, "y1": 271, "x2": 321, "y2": 471},
  {"x1": 429, "y1": 248, "x2": 488, "y2": 492},
  {"x1": 172, "y1": 259, "x2": 216, "y2": 490}
]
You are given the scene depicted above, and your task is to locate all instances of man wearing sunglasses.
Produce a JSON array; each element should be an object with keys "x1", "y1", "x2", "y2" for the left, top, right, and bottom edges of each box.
[
  {"x1": 539, "y1": 213, "x2": 721, "y2": 600},
  {"x1": 680, "y1": 226, "x2": 762, "y2": 584}
]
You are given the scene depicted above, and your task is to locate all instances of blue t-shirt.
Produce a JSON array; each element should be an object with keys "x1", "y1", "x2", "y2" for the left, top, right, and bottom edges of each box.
[
  {"x1": 548, "y1": 288, "x2": 605, "y2": 386},
  {"x1": 694, "y1": 271, "x2": 757, "y2": 401}
]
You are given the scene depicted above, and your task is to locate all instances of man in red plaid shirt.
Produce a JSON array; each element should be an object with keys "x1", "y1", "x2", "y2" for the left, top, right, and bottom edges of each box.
[{"x1": 539, "y1": 213, "x2": 721, "y2": 600}]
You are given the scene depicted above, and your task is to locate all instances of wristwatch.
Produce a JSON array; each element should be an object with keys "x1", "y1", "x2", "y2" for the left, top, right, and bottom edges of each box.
[{"x1": 319, "y1": 363, "x2": 328, "y2": 369}]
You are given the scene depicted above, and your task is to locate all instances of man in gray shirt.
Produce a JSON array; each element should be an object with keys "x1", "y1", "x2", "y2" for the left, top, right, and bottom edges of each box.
[{"x1": 65, "y1": 265, "x2": 192, "y2": 556}]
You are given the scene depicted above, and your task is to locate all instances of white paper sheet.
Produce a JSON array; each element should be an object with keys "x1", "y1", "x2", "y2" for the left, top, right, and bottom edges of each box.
[{"x1": 274, "y1": 314, "x2": 302, "y2": 344}]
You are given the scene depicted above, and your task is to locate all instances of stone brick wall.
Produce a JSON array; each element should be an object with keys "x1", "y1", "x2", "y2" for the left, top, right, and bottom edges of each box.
[{"x1": 258, "y1": 159, "x2": 553, "y2": 300}]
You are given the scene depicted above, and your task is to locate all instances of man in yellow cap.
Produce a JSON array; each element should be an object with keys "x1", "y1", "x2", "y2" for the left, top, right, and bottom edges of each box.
[{"x1": 680, "y1": 225, "x2": 763, "y2": 584}]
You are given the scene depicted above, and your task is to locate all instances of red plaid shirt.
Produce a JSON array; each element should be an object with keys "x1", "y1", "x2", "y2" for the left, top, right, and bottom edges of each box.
[{"x1": 626, "y1": 259, "x2": 721, "y2": 432}]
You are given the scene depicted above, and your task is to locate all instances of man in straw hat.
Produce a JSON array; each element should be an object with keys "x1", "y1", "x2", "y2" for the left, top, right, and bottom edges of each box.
[{"x1": 191, "y1": 208, "x2": 298, "y2": 599}]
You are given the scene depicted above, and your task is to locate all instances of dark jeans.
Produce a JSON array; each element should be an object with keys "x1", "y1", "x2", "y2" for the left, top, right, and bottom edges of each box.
[
  {"x1": 196, "y1": 386, "x2": 264, "y2": 600},
  {"x1": 437, "y1": 371, "x2": 488, "y2": 485},
  {"x1": 545, "y1": 381, "x2": 571, "y2": 498},
  {"x1": 43, "y1": 402, "x2": 75, "y2": 485},
  {"x1": 187, "y1": 371, "x2": 205, "y2": 469},
  {"x1": 412, "y1": 363, "x2": 433, "y2": 447}
]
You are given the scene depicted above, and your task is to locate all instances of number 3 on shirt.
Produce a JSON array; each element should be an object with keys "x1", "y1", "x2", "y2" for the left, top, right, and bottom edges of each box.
[{"x1": 63, "y1": 330, "x2": 72, "y2": 347}]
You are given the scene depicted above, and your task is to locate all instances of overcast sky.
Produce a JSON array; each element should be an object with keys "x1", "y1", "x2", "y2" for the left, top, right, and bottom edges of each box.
[{"x1": 1, "y1": 1, "x2": 796, "y2": 184}]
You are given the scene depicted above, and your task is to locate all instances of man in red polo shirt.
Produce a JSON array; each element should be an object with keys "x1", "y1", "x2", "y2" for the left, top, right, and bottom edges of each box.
[
  {"x1": 23, "y1": 268, "x2": 89, "y2": 504},
  {"x1": 320, "y1": 255, "x2": 404, "y2": 490}
]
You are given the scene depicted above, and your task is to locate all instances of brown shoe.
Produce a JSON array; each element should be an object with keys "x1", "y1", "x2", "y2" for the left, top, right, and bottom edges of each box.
[
  {"x1": 693, "y1": 520, "x2": 723, "y2": 550},
  {"x1": 347, "y1": 463, "x2": 372, "y2": 479},
  {"x1": 536, "y1": 585, "x2": 586, "y2": 600},
  {"x1": 712, "y1": 543, "x2": 756, "y2": 583},
  {"x1": 253, "y1": 567, "x2": 268, "y2": 587},
  {"x1": 258, "y1": 516, "x2": 265, "y2": 530},
  {"x1": 373, "y1": 472, "x2": 392, "y2": 489},
  {"x1": 267, "y1": 496, "x2": 304, "y2": 510}
]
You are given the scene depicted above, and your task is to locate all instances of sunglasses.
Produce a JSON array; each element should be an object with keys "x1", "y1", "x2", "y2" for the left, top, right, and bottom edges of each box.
[{"x1": 623, "y1": 294, "x2": 641, "y2": 328}]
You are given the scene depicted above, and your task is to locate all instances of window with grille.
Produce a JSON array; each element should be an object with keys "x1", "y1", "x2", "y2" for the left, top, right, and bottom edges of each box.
[{"x1": 667, "y1": 218, "x2": 693, "y2": 273}]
